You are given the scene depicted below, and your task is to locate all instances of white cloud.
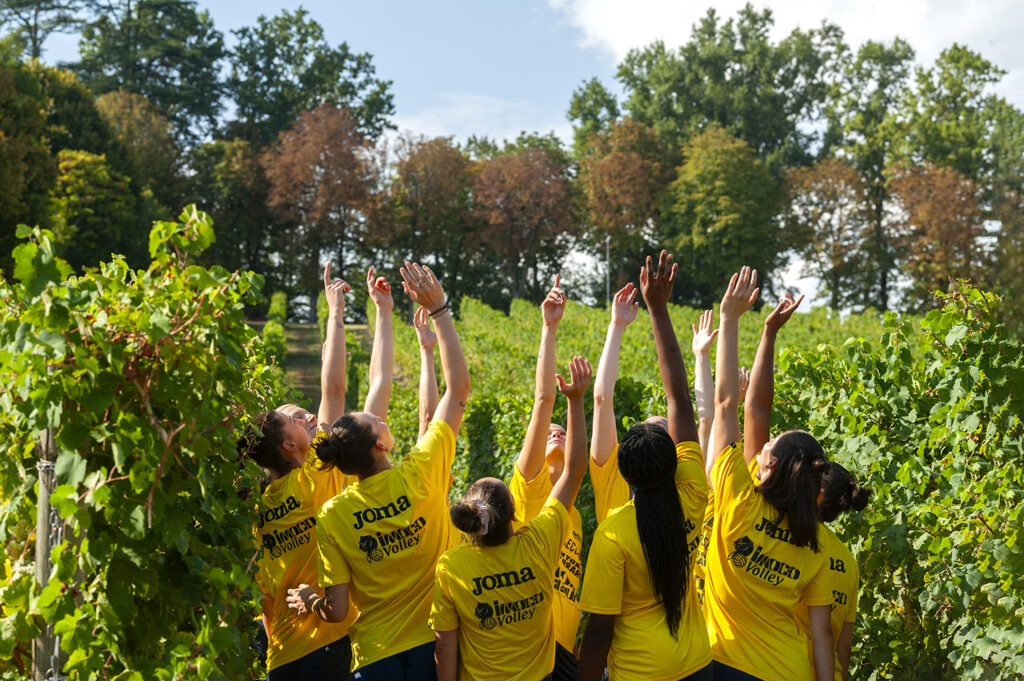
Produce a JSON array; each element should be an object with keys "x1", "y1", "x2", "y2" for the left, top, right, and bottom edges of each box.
[
  {"x1": 547, "y1": 0, "x2": 1024, "y2": 108},
  {"x1": 391, "y1": 92, "x2": 574, "y2": 147}
]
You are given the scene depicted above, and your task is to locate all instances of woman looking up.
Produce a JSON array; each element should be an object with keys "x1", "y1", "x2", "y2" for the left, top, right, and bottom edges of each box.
[
  {"x1": 241, "y1": 264, "x2": 367, "y2": 679},
  {"x1": 431, "y1": 356, "x2": 593, "y2": 681},
  {"x1": 505, "y1": 275, "x2": 585, "y2": 679},
  {"x1": 287, "y1": 262, "x2": 470, "y2": 681},
  {"x1": 579, "y1": 251, "x2": 712, "y2": 681},
  {"x1": 703, "y1": 268, "x2": 833, "y2": 681}
]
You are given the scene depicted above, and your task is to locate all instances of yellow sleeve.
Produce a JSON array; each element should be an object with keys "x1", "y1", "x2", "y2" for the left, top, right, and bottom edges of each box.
[
  {"x1": 674, "y1": 441, "x2": 707, "y2": 489},
  {"x1": 522, "y1": 497, "x2": 570, "y2": 563},
  {"x1": 590, "y1": 442, "x2": 630, "y2": 524},
  {"x1": 400, "y1": 419, "x2": 456, "y2": 497},
  {"x1": 801, "y1": 552, "x2": 832, "y2": 607},
  {"x1": 316, "y1": 508, "x2": 351, "y2": 588},
  {"x1": 509, "y1": 464, "x2": 551, "y2": 524},
  {"x1": 579, "y1": 524, "x2": 625, "y2": 615},
  {"x1": 711, "y1": 442, "x2": 753, "y2": 513},
  {"x1": 429, "y1": 555, "x2": 460, "y2": 632}
]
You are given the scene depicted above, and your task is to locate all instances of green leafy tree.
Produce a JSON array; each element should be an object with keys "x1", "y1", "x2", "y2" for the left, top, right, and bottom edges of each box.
[
  {"x1": 988, "y1": 100, "x2": 1024, "y2": 336},
  {"x1": 226, "y1": 8, "x2": 394, "y2": 145},
  {"x1": 567, "y1": 76, "x2": 619, "y2": 159},
  {"x1": 662, "y1": 125, "x2": 781, "y2": 307},
  {"x1": 0, "y1": 0, "x2": 87, "y2": 58},
  {"x1": 74, "y1": 0, "x2": 225, "y2": 142},
  {"x1": 0, "y1": 57, "x2": 55, "y2": 273},
  {"x1": 0, "y1": 208, "x2": 284, "y2": 679},
  {"x1": 616, "y1": 4, "x2": 846, "y2": 169}
]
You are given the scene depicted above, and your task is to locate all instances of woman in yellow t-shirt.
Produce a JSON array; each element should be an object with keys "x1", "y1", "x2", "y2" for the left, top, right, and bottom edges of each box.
[
  {"x1": 703, "y1": 266, "x2": 833, "y2": 681},
  {"x1": 241, "y1": 265, "x2": 393, "y2": 679},
  {"x1": 285, "y1": 263, "x2": 471, "y2": 681},
  {"x1": 579, "y1": 251, "x2": 712, "y2": 681},
  {"x1": 431, "y1": 355, "x2": 592, "y2": 681},
  {"x1": 796, "y1": 463, "x2": 871, "y2": 680},
  {"x1": 506, "y1": 275, "x2": 585, "y2": 679}
]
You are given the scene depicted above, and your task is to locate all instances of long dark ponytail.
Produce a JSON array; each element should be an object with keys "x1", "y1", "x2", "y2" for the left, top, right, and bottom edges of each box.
[
  {"x1": 757, "y1": 430, "x2": 829, "y2": 551},
  {"x1": 819, "y1": 462, "x2": 871, "y2": 523},
  {"x1": 617, "y1": 423, "x2": 689, "y2": 639}
]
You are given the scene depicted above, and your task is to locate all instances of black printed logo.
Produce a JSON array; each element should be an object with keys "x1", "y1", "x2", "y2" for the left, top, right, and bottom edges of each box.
[
  {"x1": 729, "y1": 536, "x2": 755, "y2": 568},
  {"x1": 475, "y1": 601, "x2": 497, "y2": 630},
  {"x1": 359, "y1": 535, "x2": 384, "y2": 563}
]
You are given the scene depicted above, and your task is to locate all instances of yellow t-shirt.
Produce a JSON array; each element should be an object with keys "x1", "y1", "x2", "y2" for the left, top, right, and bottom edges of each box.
[
  {"x1": 255, "y1": 437, "x2": 358, "y2": 671},
  {"x1": 509, "y1": 465, "x2": 583, "y2": 652},
  {"x1": 696, "y1": 457, "x2": 760, "y2": 612},
  {"x1": 316, "y1": 420, "x2": 456, "y2": 670},
  {"x1": 590, "y1": 442, "x2": 631, "y2": 524},
  {"x1": 430, "y1": 497, "x2": 571, "y2": 681},
  {"x1": 795, "y1": 526, "x2": 859, "y2": 681},
  {"x1": 579, "y1": 442, "x2": 711, "y2": 681},
  {"x1": 705, "y1": 443, "x2": 832, "y2": 681}
]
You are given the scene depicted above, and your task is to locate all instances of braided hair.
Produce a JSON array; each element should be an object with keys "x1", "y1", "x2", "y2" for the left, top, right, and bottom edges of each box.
[
  {"x1": 757, "y1": 430, "x2": 829, "y2": 551},
  {"x1": 819, "y1": 462, "x2": 871, "y2": 523},
  {"x1": 617, "y1": 423, "x2": 689, "y2": 639}
]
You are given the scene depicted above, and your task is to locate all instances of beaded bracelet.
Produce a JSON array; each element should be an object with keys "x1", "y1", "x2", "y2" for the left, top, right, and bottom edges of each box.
[{"x1": 429, "y1": 301, "x2": 450, "y2": 318}]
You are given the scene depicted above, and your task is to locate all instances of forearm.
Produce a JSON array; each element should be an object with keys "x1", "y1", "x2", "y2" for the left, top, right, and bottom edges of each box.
[
  {"x1": 591, "y1": 323, "x2": 624, "y2": 465},
  {"x1": 364, "y1": 305, "x2": 394, "y2": 419},
  {"x1": 310, "y1": 590, "x2": 348, "y2": 624},
  {"x1": 518, "y1": 325, "x2": 557, "y2": 479},
  {"x1": 710, "y1": 316, "x2": 741, "y2": 463},
  {"x1": 318, "y1": 308, "x2": 346, "y2": 425},
  {"x1": 434, "y1": 630, "x2": 458, "y2": 681},
  {"x1": 744, "y1": 327, "x2": 776, "y2": 461},
  {"x1": 418, "y1": 348, "x2": 438, "y2": 438},
  {"x1": 552, "y1": 396, "x2": 587, "y2": 509},
  {"x1": 693, "y1": 349, "x2": 713, "y2": 456},
  {"x1": 433, "y1": 310, "x2": 471, "y2": 432},
  {"x1": 650, "y1": 305, "x2": 694, "y2": 442},
  {"x1": 578, "y1": 616, "x2": 614, "y2": 681},
  {"x1": 812, "y1": 629, "x2": 835, "y2": 681}
]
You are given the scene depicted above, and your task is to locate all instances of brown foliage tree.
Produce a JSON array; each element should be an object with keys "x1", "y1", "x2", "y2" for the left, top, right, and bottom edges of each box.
[
  {"x1": 784, "y1": 159, "x2": 873, "y2": 310},
  {"x1": 888, "y1": 163, "x2": 985, "y2": 309},
  {"x1": 261, "y1": 104, "x2": 372, "y2": 314},
  {"x1": 577, "y1": 118, "x2": 671, "y2": 288},
  {"x1": 472, "y1": 149, "x2": 574, "y2": 301}
]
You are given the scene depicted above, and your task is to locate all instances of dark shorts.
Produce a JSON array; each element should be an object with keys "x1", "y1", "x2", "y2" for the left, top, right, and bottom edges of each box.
[
  {"x1": 350, "y1": 640, "x2": 436, "y2": 681},
  {"x1": 680, "y1": 662, "x2": 713, "y2": 681},
  {"x1": 711, "y1": 661, "x2": 763, "y2": 681},
  {"x1": 549, "y1": 642, "x2": 578, "y2": 681},
  {"x1": 267, "y1": 635, "x2": 352, "y2": 681}
]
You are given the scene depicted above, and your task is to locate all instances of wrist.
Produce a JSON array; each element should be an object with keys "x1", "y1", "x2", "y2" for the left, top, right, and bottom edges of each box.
[{"x1": 694, "y1": 349, "x2": 709, "y2": 357}]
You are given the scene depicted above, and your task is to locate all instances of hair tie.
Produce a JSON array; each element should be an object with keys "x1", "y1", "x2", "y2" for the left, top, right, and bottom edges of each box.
[{"x1": 472, "y1": 498, "x2": 491, "y2": 535}]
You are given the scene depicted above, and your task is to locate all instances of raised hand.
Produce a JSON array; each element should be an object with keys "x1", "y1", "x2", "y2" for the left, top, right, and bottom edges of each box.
[
  {"x1": 323, "y1": 262, "x2": 352, "y2": 314},
  {"x1": 691, "y1": 309, "x2": 718, "y2": 355},
  {"x1": 719, "y1": 266, "x2": 759, "y2": 320},
  {"x1": 366, "y1": 266, "x2": 393, "y2": 311},
  {"x1": 541, "y1": 274, "x2": 567, "y2": 327},
  {"x1": 764, "y1": 293, "x2": 804, "y2": 334},
  {"x1": 611, "y1": 282, "x2": 640, "y2": 327},
  {"x1": 556, "y1": 356, "x2": 593, "y2": 401},
  {"x1": 738, "y1": 366, "x2": 751, "y2": 402},
  {"x1": 413, "y1": 305, "x2": 437, "y2": 351},
  {"x1": 400, "y1": 261, "x2": 446, "y2": 312},
  {"x1": 639, "y1": 250, "x2": 677, "y2": 309}
]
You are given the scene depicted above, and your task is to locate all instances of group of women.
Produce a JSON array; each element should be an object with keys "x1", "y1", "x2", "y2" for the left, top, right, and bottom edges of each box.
[{"x1": 239, "y1": 252, "x2": 871, "y2": 681}]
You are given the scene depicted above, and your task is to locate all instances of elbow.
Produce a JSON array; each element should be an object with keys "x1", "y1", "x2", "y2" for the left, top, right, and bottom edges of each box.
[
  {"x1": 534, "y1": 391, "x2": 556, "y2": 407},
  {"x1": 324, "y1": 602, "x2": 349, "y2": 623},
  {"x1": 452, "y1": 374, "x2": 471, "y2": 401},
  {"x1": 593, "y1": 390, "x2": 609, "y2": 408}
]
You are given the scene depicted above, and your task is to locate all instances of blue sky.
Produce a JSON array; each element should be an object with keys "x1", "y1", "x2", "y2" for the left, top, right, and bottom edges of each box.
[{"x1": 40, "y1": 0, "x2": 1024, "y2": 148}]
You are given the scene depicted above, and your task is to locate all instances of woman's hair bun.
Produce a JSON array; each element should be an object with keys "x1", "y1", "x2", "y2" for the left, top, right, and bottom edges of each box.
[
  {"x1": 850, "y1": 485, "x2": 872, "y2": 512},
  {"x1": 812, "y1": 457, "x2": 830, "y2": 474},
  {"x1": 450, "y1": 499, "x2": 484, "y2": 535}
]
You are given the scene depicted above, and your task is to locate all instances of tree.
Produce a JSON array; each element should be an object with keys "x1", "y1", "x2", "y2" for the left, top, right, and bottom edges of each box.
[
  {"x1": 784, "y1": 159, "x2": 873, "y2": 310},
  {"x1": 988, "y1": 100, "x2": 1024, "y2": 335},
  {"x1": 226, "y1": 8, "x2": 394, "y2": 145},
  {"x1": 261, "y1": 104, "x2": 372, "y2": 316},
  {"x1": 0, "y1": 57, "x2": 55, "y2": 273},
  {"x1": 661, "y1": 126, "x2": 781, "y2": 308},
  {"x1": 0, "y1": 0, "x2": 86, "y2": 58},
  {"x1": 74, "y1": 0, "x2": 225, "y2": 141},
  {"x1": 568, "y1": 77, "x2": 620, "y2": 159},
  {"x1": 824, "y1": 38, "x2": 915, "y2": 311},
  {"x1": 95, "y1": 90, "x2": 179, "y2": 212},
  {"x1": 616, "y1": 4, "x2": 846, "y2": 169},
  {"x1": 888, "y1": 163, "x2": 985, "y2": 309},
  {"x1": 577, "y1": 118, "x2": 670, "y2": 288},
  {"x1": 473, "y1": 148, "x2": 574, "y2": 301},
  {"x1": 187, "y1": 138, "x2": 286, "y2": 293},
  {"x1": 47, "y1": 148, "x2": 145, "y2": 270}
]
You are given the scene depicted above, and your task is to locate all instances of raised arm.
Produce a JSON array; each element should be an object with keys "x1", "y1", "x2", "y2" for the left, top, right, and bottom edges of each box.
[
  {"x1": 517, "y1": 275, "x2": 565, "y2": 481},
  {"x1": 401, "y1": 262, "x2": 471, "y2": 435},
  {"x1": 550, "y1": 356, "x2": 592, "y2": 510},
  {"x1": 317, "y1": 263, "x2": 352, "y2": 428},
  {"x1": 707, "y1": 267, "x2": 759, "y2": 484},
  {"x1": 743, "y1": 294, "x2": 803, "y2": 464},
  {"x1": 691, "y1": 309, "x2": 718, "y2": 456},
  {"x1": 363, "y1": 267, "x2": 394, "y2": 420},
  {"x1": 639, "y1": 251, "x2": 697, "y2": 445},
  {"x1": 706, "y1": 365, "x2": 749, "y2": 481},
  {"x1": 413, "y1": 305, "x2": 439, "y2": 438},
  {"x1": 591, "y1": 283, "x2": 638, "y2": 466}
]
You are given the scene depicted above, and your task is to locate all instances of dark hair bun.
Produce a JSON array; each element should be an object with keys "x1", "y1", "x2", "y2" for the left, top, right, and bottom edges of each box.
[
  {"x1": 812, "y1": 457, "x2": 830, "y2": 474},
  {"x1": 850, "y1": 485, "x2": 872, "y2": 512},
  {"x1": 450, "y1": 500, "x2": 483, "y2": 534}
]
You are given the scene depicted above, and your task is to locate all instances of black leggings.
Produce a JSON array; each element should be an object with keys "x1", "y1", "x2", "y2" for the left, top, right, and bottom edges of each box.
[
  {"x1": 267, "y1": 635, "x2": 352, "y2": 681},
  {"x1": 711, "y1": 661, "x2": 764, "y2": 681},
  {"x1": 550, "y1": 643, "x2": 579, "y2": 681}
]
